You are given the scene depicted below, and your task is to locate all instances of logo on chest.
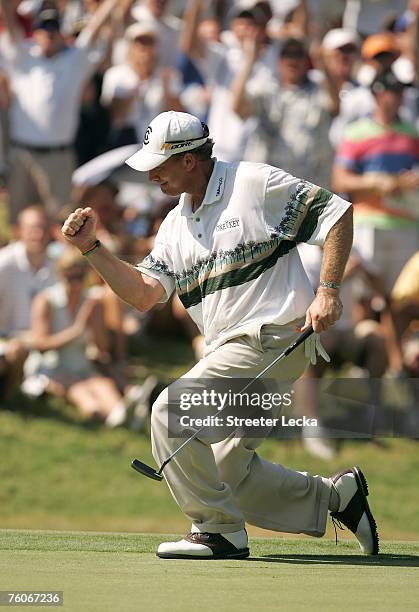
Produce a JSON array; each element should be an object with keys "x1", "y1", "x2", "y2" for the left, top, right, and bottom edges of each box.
[{"x1": 215, "y1": 217, "x2": 241, "y2": 234}]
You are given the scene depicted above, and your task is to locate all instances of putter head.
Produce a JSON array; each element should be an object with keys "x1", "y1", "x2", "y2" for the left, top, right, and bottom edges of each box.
[{"x1": 131, "y1": 458, "x2": 163, "y2": 481}]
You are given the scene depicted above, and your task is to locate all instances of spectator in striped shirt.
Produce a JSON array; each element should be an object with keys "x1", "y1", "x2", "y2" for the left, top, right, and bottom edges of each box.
[{"x1": 332, "y1": 69, "x2": 419, "y2": 293}]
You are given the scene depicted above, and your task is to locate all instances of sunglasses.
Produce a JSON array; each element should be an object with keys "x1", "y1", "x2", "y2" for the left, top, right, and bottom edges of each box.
[
  {"x1": 280, "y1": 49, "x2": 306, "y2": 59},
  {"x1": 133, "y1": 35, "x2": 156, "y2": 45},
  {"x1": 373, "y1": 51, "x2": 397, "y2": 62},
  {"x1": 64, "y1": 272, "x2": 85, "y2": 282},
  {"x1": 338, "y1": 45, "x2": 357, "y2": 54}
]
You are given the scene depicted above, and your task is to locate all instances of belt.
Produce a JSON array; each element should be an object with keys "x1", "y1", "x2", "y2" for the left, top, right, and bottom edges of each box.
[{"x1": 12, "y1": 141, "x2": 74, "y2": 153}]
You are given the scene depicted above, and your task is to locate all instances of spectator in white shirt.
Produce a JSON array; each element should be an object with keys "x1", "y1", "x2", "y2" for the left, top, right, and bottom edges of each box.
[
  {"x1": 208, "y1": 5, "x2": 278, "y2": 162},
  {"x1": 0, "y1": 205, "x2": 56, "y2": 398},
  {"x1": 232, "y1": 37, "x2": 335, "y2": 187},
  {"x1": 130, "y1": 0, "x2": 180, "y2": 69},
  {"x1": 101, "y1": 20, "x2": 183, "y2": 149},
  {"x1": 0, "y1": 0, "x2": 121, "y2": 225},
  {"x1": 174, "y1": 0, "x2": 226, "y2": 121}
]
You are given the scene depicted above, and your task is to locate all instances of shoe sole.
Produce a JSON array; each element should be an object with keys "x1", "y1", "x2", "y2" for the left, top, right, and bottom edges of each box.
[
  {"x1": 353, "y1": 466, "x2": 380, "y2": 555},
  {"x1": 157, "y1": 548, "x2": 250, "y2": 560}
]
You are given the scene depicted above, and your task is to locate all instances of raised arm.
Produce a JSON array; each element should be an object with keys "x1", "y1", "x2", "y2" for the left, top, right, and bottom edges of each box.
[
  {"x1": 231, "y1": 36, "x2": 259, "y2": 119},
  {"x1": 0, "y1": 0, "x2": 19, "y2": 43},
  {"x1": 332, "y1": 165, "x2": 419, "y2": 198},
  {"x1": 61, "y1": 207, "x2": 165, "y2": 312},
  {"x1": 82, "y1": 0, "x2": 131, "y2": 46},
  {"x1": 317, "y1": 45, "x2": 341, "y2": 116},
  {"x1": 179, "y1": 0, "x2": 205, "y2": 58},
  {"x1": 301, "y1": 207, "x2": 353, "y2": 332}
]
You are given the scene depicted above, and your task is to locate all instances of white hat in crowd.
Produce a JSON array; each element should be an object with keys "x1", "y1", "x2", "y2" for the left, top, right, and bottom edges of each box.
[
  {"x1": 125, "y1": 20, "x2": 158, "y2": 41},
  {"x1": 125, "y1": 111, "x2": 209, "y2": 172},
  {"x1": 322, "y1": 28, "x2": 360, "y2": 51}
]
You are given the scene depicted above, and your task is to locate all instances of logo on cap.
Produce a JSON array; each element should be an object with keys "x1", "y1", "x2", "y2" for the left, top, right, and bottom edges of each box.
[
  {"x1": 144, "y1": 126, "x2": 152, "y2": 145},
  {"x1": 160, "y1": 141, "x2": 197, "y2": 151}
]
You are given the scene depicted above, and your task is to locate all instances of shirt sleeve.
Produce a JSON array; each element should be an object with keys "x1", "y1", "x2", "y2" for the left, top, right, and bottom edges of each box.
[
  {"x1": 135, "y1": 214, "x2": 176, "y2": 302},
  {"x1": 264, "y1": 167, "x2": 352, "y2": 247}
]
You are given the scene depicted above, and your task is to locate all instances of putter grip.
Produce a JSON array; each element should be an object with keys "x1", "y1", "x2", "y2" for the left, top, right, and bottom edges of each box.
[{"x1": 283, "y1": 326, "x2": 313, "y2": 356}]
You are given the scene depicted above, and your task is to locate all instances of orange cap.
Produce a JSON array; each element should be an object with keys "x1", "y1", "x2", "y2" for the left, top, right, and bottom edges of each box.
[{"x1": 362, "y1": 32, "x2": 399, "y2": 59}]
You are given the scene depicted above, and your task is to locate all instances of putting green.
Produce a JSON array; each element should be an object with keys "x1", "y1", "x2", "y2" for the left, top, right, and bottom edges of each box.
[{"x1": 0, "y1": 531, "x2": 418, "y2": 612}]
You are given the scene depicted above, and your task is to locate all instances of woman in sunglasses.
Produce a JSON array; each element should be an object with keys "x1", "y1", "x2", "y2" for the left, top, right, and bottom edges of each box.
[{"x1": 29, "y1": 249, "x2": 127, "y2": 426}]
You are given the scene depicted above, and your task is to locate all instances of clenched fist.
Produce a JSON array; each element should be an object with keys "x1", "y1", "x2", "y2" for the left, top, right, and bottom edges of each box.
[{"x1": 62, "y1": 207, "x2": 98, "y2": 253}]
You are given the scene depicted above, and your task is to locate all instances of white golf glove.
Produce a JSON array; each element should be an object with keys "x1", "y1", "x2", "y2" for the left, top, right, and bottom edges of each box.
[{"x1": 305, "y1": 333, "x2": 330, "y2": 365}]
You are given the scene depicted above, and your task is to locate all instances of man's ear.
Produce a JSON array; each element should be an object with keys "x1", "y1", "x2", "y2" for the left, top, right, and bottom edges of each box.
[{"x1": 183, "y1": 153, "x2": 197, "y2": 171}]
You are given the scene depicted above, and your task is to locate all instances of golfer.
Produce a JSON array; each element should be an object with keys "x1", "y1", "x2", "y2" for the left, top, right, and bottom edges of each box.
[{"x1": 62, "y1": 111, "x2": 379, "y2": 559}]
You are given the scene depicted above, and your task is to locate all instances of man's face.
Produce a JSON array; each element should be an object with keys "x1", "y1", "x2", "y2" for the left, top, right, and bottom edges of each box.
[
  {"x1": 33, "y1": 27, "x2": 63, "y2": 57},
  {"x1": 232, "y1": 17, "x2": 263, "y2": 47},
  {"x1": 376, "y1": 88, "x2": 404, "y2": 117},
  {"x1": 198, "y1": 18, "x2": 220, "y2": 44},
  {"x1": 148, "y1": 156, "x2": 192, "y2": 197},
  {"x1": 371, "y1": 51, "x2": 398, "y2": 72},
  {"x1": 129, "y1": 36, "x2": 157, "y2": 67},
  {"x1": 329, "y1": 44, "x2": 357, "y2": 78},
  {"x1": 87, "y1": 185, "x2": 118, "y2": 227},
  {"x1": 147, "y1": 0, "x2": 168, "y2": 18},
  {"x1": 18, "y1": 210, "x2": 50, "y2": 255},
  {"x1": 279, "y1": 46, "x2": 308, "y2": 84}
]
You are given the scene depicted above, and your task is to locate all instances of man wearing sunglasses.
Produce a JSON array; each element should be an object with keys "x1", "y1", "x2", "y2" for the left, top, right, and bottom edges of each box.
[
  {"x1": 0, "y1": 0, "x2": 122, "y2": 225},
  {"x1": 232, "y1": 37, "x2": 335, "y2": 189},
  {"x1": 332, "y1": 69, "x2": 419, "y2": 295}
]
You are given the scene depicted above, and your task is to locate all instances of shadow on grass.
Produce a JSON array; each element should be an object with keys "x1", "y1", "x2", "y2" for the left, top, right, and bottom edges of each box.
[
  {"x1": 2, "y1": 391, "x2": 103, "y2": 431},
  {"x1": 248, "y1": 554, "x2": 419, "y2": 567}
]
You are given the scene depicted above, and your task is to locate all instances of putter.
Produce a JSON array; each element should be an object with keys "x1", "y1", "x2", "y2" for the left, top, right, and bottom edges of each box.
[{"x1": 131, "y1": 325, "x2": 314, "y2": 482}]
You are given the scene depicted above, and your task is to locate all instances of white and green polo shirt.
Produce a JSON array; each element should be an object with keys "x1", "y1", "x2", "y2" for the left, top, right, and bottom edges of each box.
[{"x1": 136, "y1": 160, "x2": 351, "y2": 350}]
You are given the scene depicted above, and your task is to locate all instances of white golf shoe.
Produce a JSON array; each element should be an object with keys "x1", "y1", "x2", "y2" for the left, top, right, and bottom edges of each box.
[
  {"x1": 330, "y1": 466, "x2": 379, "y2": 555},
  {"x1": 157, "y1": 528, "x2": 249, "y2": 559}
]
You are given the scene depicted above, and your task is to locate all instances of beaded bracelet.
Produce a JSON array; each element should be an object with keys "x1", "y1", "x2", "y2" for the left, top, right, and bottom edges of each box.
[
  {"x1": 318, "y1": 280, "x2": 340, "y2": 290},
  {"x1": 82, "y1": 239, "x2": 102, "y2": 257}
]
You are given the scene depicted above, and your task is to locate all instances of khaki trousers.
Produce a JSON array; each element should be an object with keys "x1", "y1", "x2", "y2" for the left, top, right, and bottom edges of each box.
[
  {"x1": 151, "y1": 323, "x2": 332, "y2": 536},
  {"x1": 8, "y1": 146, "x2": 75, "y2": 223}
]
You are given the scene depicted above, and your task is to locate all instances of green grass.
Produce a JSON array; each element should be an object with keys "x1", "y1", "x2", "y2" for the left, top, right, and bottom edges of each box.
[
  {"x1": 1, "y1": 403, "x2": 419, "y2": 539},
  {"x1": 1, "y1": 531, "x2": 418, "y2": 612},
  {"x1": 1, "y1": 336, "x2": 419, "y2": 539}
]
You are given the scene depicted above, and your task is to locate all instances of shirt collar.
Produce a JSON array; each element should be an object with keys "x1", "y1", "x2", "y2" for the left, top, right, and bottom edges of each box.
[
  {"x1": 180, "y1": 159, "x2": 227, "y2": 217},
  {"x1": 14, "y1": 241, "x2": 30, "y2": 272},
  {"x1": 14, "y1": 240, "x2": 51, "y2": 276}
]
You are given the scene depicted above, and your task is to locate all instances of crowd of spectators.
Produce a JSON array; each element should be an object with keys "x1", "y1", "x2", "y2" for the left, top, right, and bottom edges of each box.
[{"x1": 0, "y1": 0, "x2": 418, "y2": 456}]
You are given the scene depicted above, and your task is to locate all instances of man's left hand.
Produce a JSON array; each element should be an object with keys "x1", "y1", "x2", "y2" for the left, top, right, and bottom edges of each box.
[{"x1": 300, "y1": 287, "x2": 343, "y2": 333}]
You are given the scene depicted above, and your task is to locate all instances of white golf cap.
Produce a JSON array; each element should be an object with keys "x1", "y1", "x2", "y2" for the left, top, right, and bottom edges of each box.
[
  {"x1": 322, "y1": 28, "x2": 360, "y2": 51},
  {"x1": 125, "y1": 111, "x2": 210, "y2": 172}
]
